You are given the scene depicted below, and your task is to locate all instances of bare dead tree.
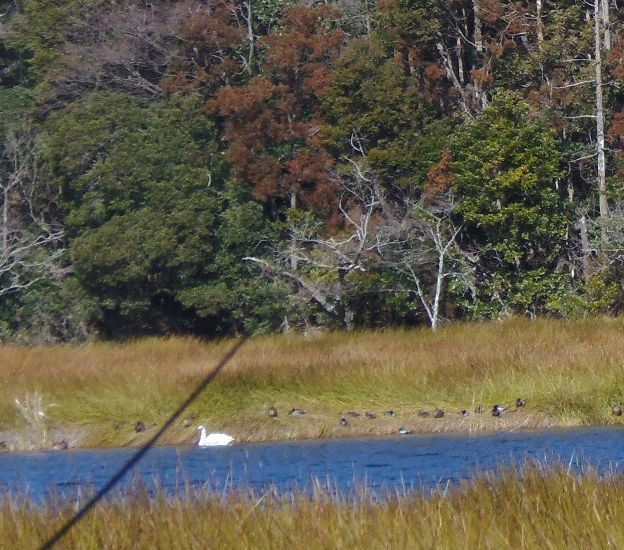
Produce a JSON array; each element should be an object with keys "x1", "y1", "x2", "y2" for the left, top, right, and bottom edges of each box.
[
  {"x1": 244, "y1": 159, "x2": 399, "y2": 330},
  {"x1": 568, "y1": 204, "x2": 624, "y2": 285},
  {"x1": 26, "y1": 0, "x2": 246, "y2": 105},
  {"x1": 245, "y1": 155, "x2": 475, "y2": 331},
  {"x1": 386, "y1": 192, "x2": 473, "y2": 331},
  {"x1": 588, "y1": 208, "x2": 624, "y2": 270},
  {"x1": 0, "y1": 129, "x2": 64, "y2": 297},
  {"x1": 53, "y1": 2, "x2": 184, "y2": 100},
  {"x1": 594, "y1": 0, "x2": 609, "y2": 220},
  {"x1": 333, "y1": 0, "x2": 374, "y2": 36}
]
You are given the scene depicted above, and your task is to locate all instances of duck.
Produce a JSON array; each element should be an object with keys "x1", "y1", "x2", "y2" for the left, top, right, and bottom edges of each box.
[
  {"x1": 197, "y1": 426, "x2": 234, "y2": 447},
  {"x1": 398, "y1": 427, "x2": 412, "y2": 435},
  {"x1": 347, "y1": 411, "x2": 361, "y2": 417},
  {"x1": 340, "y1": 417, "x2": 348, "y2": 427},
  {"x1": 418, "y1": 411, "x2": 430, "y2": 418},
  {"x1": 384, "y1": 410, "x2": 396, "y2": 417},
  {"x1": 516, "y1": 398, "x2": 526, "y2": 408},
  {"x1": 492, "y1": 404, "x2": 507, "y2": 417},
  {"x1": 52, "y1": 439, "x2": 68, "y2": 450},
  {"x1": 135, "y1": 421, "x2": 146, "y2": 433},
  {"x1": 288, "y1": 408, "x2": 306, "y2": 416},
  {"x1": 474, "y1": 405, "x2": 485, "y2": 414},
  {"x1": 459, "y1": 409, "x2": 469, "y2": 417},
  {"x1": 182, "y1": 417, "x2": 195, "y2": 428},
  {"x1": 268, "y1": 406, "x2": 278, "y2": 418},
  {"x1": 433, "y1": 409, "x2": 444, "y2": 419},
  {"x1": 612, "y1": 405, "x2": 622, "y2": 416},
  {"x1": 365, "y1": 412, "x2": 377, "y2": 419}
]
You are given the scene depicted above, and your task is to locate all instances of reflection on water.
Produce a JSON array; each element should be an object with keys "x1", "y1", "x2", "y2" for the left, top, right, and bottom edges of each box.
[{"x1": 0, "y1": 426, "x2": 623, "y2": 501}]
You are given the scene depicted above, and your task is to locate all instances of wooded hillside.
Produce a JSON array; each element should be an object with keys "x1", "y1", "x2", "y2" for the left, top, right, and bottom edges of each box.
[{"x1": 0, "y1": 0, "x2": 623, "y2": 341}]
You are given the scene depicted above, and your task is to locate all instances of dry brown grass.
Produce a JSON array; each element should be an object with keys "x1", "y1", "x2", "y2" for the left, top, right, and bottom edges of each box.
[
  {"x1": 4, "y1": 467, "x2": 624, "y2": 549},
  {"x1": 1, "y1": 317, "x2": 624, "y2": 449}
]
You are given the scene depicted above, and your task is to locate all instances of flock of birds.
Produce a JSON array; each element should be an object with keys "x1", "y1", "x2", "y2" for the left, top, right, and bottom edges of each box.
[
  {"x1": 57, "y1": 400, "x2": 624, "y2": 450},
  {"x1": 263, "y1": 398, "x2": 529, "y2": 437},
  {"x1": 3, "y1": 398, "x2": 623, "y2": 451},
  {"x1": 194, "y1": 399, "x2": 532, "y2": 446}
]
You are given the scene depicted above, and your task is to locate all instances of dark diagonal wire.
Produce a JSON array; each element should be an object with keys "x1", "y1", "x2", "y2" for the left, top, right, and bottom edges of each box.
[{"x1": 41, "y1": 336, "x2": 249, "y2": 549}]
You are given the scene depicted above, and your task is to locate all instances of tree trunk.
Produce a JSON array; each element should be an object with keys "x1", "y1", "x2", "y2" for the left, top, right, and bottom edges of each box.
[
  {"x1": 473, "y1": 1, "x2": 483, "y2": 54},
  {"x1": 364, "y1": 0, "x2": 372, "y2": 35},
  {"x1": 602, "y1": 0, "x2": 611, "y2": 51},
  {"x1": 2, "y1": 187, "x2": 8, "y2": 259},
  {"x1": 431, "y1": 253, "x2": 445, "y2": 331},
  {"x1": 536, "y1": 0, "x2": 544, "y2": 47},
  {"x1": 343, "y1": 307, "x2": 354, "y2": 331},
  {"x1": 245, "y1": 1, "x2": 254, "y2": 73},
  {"x1": 594, "y1": 0, "x2": 609, "y2": 220},
  {"x1": 456, "y1": 35, "x2": 465, "y2": 85},
  {"x1": 471, "y1": 0, "x2": 487, "y2": 110},
  {"x1": 436, "y1": 40, "x2": 472, "y2": 119},
  {"x1": 579, "y1": 214, "x2": 592, "y2": 280},
  {"x1": 290, "y1": 189, "x2": 298, "y2": 271}
]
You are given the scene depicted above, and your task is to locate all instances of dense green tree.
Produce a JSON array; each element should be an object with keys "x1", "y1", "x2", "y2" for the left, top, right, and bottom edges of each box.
[
  {"x1": 322, "y1": 37, "x2": 450, "y2": 187},
  {"x1": 450, "y1": 92, "x2": 571, "y2": 316},
  {"x1": 44, "y1": 92, "x2": 284, "y2": 336}
]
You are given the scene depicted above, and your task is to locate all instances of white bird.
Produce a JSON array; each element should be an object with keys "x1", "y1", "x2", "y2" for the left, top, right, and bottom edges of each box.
[{"x1": 197, "y1": 425, "x2": 234, "y2": 447}]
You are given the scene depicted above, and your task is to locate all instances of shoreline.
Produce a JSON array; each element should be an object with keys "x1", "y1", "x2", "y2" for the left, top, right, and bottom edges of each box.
[
  {"x1": 0, "y1": 408, "x2": 616, "y2": 453},
  {"x1": 2, "y1": 319, "x2": 624, "y2": 454}
]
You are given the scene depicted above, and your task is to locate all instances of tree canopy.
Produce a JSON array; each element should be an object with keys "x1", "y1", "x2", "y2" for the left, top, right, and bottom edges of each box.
[{"x1": 1, "y1": 0, "x2": 623, "y2": 341}]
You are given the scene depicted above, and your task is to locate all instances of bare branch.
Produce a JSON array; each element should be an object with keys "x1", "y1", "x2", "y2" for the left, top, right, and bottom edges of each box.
[{"x1": 0, "y1": 127, "x2": 65, "y2": 296}]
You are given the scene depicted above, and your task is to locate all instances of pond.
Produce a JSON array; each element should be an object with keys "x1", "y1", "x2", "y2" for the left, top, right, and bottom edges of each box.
[{"x1": 1, "y1": 426, "x2": 623, "y2": 502}]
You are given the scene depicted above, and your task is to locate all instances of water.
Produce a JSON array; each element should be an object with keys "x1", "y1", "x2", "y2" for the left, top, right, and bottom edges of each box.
[{"x1": 1, "y1": 426, "x2": 623, "y2": 501}]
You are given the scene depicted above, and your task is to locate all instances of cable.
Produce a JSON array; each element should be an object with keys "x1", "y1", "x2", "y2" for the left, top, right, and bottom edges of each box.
[{"x1": 41, "y1": 336, "x2": 248, "y2": 549}]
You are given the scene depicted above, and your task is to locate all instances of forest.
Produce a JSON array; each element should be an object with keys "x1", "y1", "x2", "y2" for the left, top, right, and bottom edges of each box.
[{"x1": 0, "y1": 0, "x2": 623, "y2": 342}]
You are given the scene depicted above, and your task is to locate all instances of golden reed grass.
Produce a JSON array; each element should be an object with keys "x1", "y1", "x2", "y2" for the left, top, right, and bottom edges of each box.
[
  {"x1": 1, "y1": 316, "x2": 624, "y2": 447},
  {"x1": 2, "y1": 467, "x2": 623, "y2": 549}
]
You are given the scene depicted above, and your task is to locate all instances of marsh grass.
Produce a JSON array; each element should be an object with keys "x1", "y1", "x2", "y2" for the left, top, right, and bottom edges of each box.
[
  {"x1": 1, "y1": 317, "x2": 624, "y2": 447},
  {"x1": 3, "y1": 467, "x2": 624, "y2": 548}
]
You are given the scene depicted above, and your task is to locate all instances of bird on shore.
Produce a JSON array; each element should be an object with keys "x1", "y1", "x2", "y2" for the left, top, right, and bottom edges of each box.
[
  {"x1": 516, "y1": 398, "x2": 526, "y2": 408},
  {"x1": 474, "y1": 405, "x2": 485, "y2": 414},
  {"x1": 433, "y1": 409, "x2": 445, "y2": 419},
  {"x1": 340, "y1": 417, "x2": 348, "y2": 427},
  {"x1": 0, "y1": 441, "x2": 7, "y2": 453},
  {"x1": 268, "y1": 406, "x2": 278, "y2": 418},
  {"x1": 492, "y1": 405, "x2": 507, "y2": 417},
  {"x1": 418, "y1": 411, "x2": 430, "y2": 418},
  {"x1": 135, "y1": 421, "x2": 146, "y2": 433},
  {"x1": 613, "y1": 405, "x2": 622, "y2": 416},
  {"x1": 347, "y1": 411, "x2": 361, "y2": 417},
  {"x1": 398, "y1": 427, "x2": 412, "y2": 435},
  {"x1": 182, "y1": 417, "x2": 195, "y2": 428},
  {"x1": 365, "y1": 412, "x2": 377, "y2": 419},
  {"x1": 384, "y1": 410, "x2": 396, "y2": 417},
  {"x1": 197, "y1": 426, "x2": 234, "y2": 447},
  {"x1": 52, "y1": 439, "x2": 68, "y2": 450},
  {"x1": 459, "y1": 409, "x2": 469, "y2": 417},
  {"x1": 289, "y1": 408, "x2": 306, "y2": 416}
]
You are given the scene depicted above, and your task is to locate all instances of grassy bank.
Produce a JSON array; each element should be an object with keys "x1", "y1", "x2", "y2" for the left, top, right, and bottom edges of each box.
[
  {"x1": 3, "y1": 467, "x2": 624, "y2": 548},
  {"x1": 2, "y1": 317, "x2": 624, "y2": 450}
]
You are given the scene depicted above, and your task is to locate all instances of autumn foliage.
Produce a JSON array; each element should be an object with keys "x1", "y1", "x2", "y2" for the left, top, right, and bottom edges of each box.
[{"x1": 208, "y1": 5, "x2": 344, "y2": 211}]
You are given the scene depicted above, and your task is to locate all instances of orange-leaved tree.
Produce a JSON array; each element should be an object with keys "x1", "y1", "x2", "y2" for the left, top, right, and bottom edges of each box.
[{"x1": 209, "y1": 5, "x2": 344, "y2": 215}]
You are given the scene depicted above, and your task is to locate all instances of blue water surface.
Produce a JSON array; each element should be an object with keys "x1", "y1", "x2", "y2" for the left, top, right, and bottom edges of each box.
[{"x1": 0, "y1": 426, "x2": 623, "y2": 501}]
